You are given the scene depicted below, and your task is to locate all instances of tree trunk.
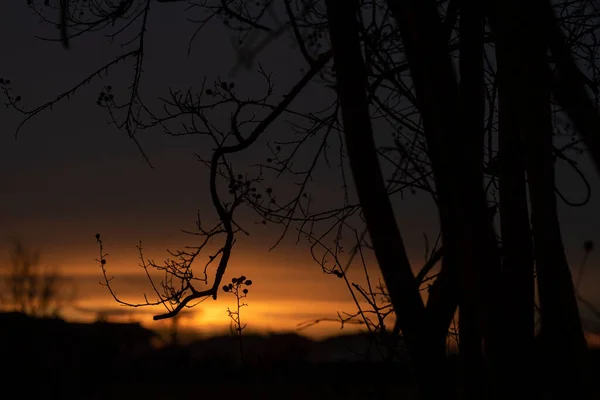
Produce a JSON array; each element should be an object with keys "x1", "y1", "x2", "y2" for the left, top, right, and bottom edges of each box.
[
  {"x1": 457, "y1": 3, "x2": 489, "y2": 398},
  {"x1": 324, "y1": 1, "x2": 441, "y2": 397},
  {"x1": 489, "y1": 1, "x2": 592, "y2": 397},
  {"x1": 525, "y1": 87, "x2": 590, "y2": 400},
  {"x1": 386, "y1": 1, "x2": 497, "y2": 398},
  {"x1": 493, "y1": 17, "x2": 536, "y2": 397}
]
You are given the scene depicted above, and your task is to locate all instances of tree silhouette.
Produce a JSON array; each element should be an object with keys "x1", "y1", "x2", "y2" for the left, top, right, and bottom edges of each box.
[
  {"x1": 1, "y1": 237, "x2": 75, "y2": 317},
  {"x1": 4, "y1": 1, "x2": 600, "y2": 399}
]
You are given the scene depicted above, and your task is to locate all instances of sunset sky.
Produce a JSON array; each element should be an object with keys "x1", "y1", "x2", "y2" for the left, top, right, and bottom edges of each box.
[{"x1": 1, "y1": 2, "x2": 599, "y2": 341}]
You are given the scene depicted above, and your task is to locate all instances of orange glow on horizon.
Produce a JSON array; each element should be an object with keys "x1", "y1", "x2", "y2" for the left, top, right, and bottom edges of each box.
[{"x1": 1, "y1": 240, "x2": 599, "y2": 343}]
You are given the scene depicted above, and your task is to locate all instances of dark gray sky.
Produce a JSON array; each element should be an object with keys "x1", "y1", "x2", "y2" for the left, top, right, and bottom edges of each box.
[{"x1": 1, "y1": 1, "x2": 599, "y2": 338}]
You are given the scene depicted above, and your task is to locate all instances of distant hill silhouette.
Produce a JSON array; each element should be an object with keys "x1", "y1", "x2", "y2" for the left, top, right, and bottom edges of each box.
[{"x1": 0, "y1": 312, "x2": 157, "y2": 376}]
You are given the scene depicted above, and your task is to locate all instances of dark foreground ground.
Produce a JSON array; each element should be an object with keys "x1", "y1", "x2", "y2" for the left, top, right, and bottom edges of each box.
[
  {"x1": 92, "y1": 382, "x2": 417, "y2": 400},
  {"x1": 18, "y1": 363, "x2": 418, "y2": 400},
  {"x1": 1, "y1": 313, "x2": 598, "y2": 399},
  {"x1": 8, "y1": 352, "x2": 600, "y2": 400}
]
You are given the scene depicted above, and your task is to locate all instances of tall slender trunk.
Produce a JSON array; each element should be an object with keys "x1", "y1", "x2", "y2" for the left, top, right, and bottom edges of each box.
[
  {"x1": 457, "y1": 3, "x2": 489, "y2": 398},
  {"x1": 494, "y1": 26, "x2": 536, "y2": 398},
  {"x1": 425, "y1": 250, "x2": 459, "y2": 394},
  {"x1": 385, "y1": 1, "x2": 497, "y2": 398},
  {"x1": 489, "y1": 1, "x2": 591, "y2": 397},
  {"x1": 525, "y1": 87, "x2": 590, "y2": 399},
  {"x1": 532, "y1": 4, "x2": 598, "y2": 397},
  {"x1": 324, "y1": 1, "x2": 439, "y2": 397}
]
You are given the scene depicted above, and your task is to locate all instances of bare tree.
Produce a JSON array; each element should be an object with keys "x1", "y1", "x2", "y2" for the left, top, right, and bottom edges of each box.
[{"x1": 1, "y1": 237, "x2": 75, "y2": 317}]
